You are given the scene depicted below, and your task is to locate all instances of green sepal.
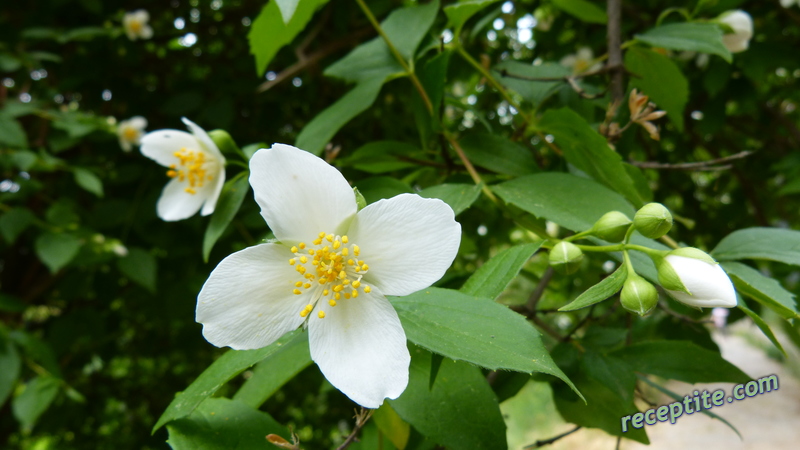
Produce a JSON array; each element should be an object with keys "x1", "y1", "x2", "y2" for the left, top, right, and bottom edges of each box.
[
  {"x1": 668, "y1": 247, "x2": 718, "y2": 265},
  {"x1": 654, "y1": 254, "x2": 690, "y2": 294},
  {"x1": 354, "y1": 187, "x2": 367, "y2": 211},
  {"x1": 208, "y1": 129, "x2": 241, "y2": 157}
]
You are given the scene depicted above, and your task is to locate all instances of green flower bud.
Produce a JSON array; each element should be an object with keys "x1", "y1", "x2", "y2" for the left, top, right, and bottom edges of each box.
[
  {"x1": 549, "y1": 241, "x2": 584, "y2": 274},
  {"x1": 591, "y1": 211, "x2": 632, "y2": 242},
  {"x1": 208, "y1": 129, "x2": 240, "y2": 156},
  {"x1": 353, "y1": 187, "x2": 367, "y2": 211},
  {"x1": 620, "y1": 273, "x2": 659, "y2": 316},
  {"x1": 633, "y1": 203, "x2": 673, "y2": 239}
]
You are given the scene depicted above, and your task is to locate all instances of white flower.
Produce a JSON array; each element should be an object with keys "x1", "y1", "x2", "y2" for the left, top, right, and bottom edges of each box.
[
  {"x1": 117, "y1": 116, "x2": 147, "y2": 152},
  {"x1": 195, "y1": 144, "x2": 461, "y2": 408},
  {"x1": 719, "y1": 10, "x2": 753, "y2": 53},
  {"x1": 559, "y1": 47, "x2": 601, "y2": 74},
  {"x1": 780, "y1": 0, "x2": 798, "y2": 8},
  {"x1": 663, "y1": 255, "x2": 737, "y2": 308},
  {"x1": 123, "y1": 10, "x2": 154, "y2": 41},
  {"x1": 139, "y1": 118, "x2": 226, "y2": 221}
]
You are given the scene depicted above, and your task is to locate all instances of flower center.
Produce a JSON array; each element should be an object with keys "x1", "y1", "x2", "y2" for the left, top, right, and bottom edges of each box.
[
  {"x1": 129, "y1": 20, "x2": 143, "y2": 33},
  {"x1": 166, "y1": 147, "x2": 214, "y2": 195},
  {"x1": 289, "y1": 232, "x2": 371, "y2": 319},
  {"x1": 122, "y1": 126, "x2": 139, "y2": 141}
]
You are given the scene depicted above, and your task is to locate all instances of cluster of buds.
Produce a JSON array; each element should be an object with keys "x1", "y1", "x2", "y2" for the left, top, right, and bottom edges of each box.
[{"x1": 547, "y1": 202, "x2": 737, "y2": 317}]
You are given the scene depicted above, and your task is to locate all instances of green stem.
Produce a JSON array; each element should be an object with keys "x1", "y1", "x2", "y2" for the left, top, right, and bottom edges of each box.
[
  {"x1": 574, "y1": 244, "x2": 624, "y2": 252},
  {"x1": 227, "y1": 160, "x2": 249, "y2": 170},
  {"x1": 564, "y1": 229, "x2": 594, "y2": 242},
  {"x1": 455, "y1": 45, "x2": 530, "y2": 122},
  {"x1": 625, "y1": 244, "x2": 667, "y2": 258},
  {"x1": 354, "y1": 0, "x2": 433, "y2": 113},
  {"x1": 622, "y1": 249, "x2": 636, "y2": 274}
]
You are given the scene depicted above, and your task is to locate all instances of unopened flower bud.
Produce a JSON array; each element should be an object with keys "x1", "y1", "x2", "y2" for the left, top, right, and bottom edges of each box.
[
  {"x1": 660, "y1": 248, "x2": 737, "y2": 308},
  {"x1": 549, "y1": 241, "x2": 584, "y2": 274},
  {"x1": 620, "y1": 273, "x2": 658, "y2": 316},
  {"x1": 208, "y1": 129, "x2": 240, "y2": 156},
  {"x1": 633, "y1": 203, "x2": 673, "y2": 239},
  {"x1": 718, "y1": 10, "x2": 753, "y2": 53},
  {"x1": 591, "y1": 211, "x2": 632, "y2": 242}
]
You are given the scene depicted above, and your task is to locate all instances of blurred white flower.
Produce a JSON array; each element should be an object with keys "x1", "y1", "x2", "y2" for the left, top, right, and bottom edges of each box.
[
  {"x1": 560, "y1": 47, "x2": 601, "y2": 74},
  {"x1": 196, "y1": 144, "x2": 461, "y2": 408},
  {"x1": 117, "y1": 116, "x2": 147, "y2": 152},
  {"x1": 718, "y1": 10, "x2": 753, "y2": 53},
  {"x1": 140, "y1": 118, "x2": 226, "y2": 221},
  {"x1": 123, "y1": 10, "x2": 154, "y2": 41},
  {"x1": 780, "y1": 0, "x2": 798, "y2": 8}
]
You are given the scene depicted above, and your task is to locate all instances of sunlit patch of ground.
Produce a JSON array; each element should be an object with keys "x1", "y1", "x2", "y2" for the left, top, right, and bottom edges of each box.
[{"x1": 503, "y1": 321, "x2": 800, "y2": 450}]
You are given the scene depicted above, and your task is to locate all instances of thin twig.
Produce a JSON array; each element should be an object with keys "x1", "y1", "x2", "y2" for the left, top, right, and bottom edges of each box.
[
  {"x1": 524, "y1": 426, "x2": 581, "y2": 449},
  {"x1": 607, "y1": 0, "x2": 625, "y2": 102},
  {"x1": 337, "y1": 408, "x2": 375, "y2": 450},
  {"x1": 526, "y1": 267, "x2": 554, "y2": 311},
  {"x1": 629, "y1": 150, "x2": 753, "y2": 170}
]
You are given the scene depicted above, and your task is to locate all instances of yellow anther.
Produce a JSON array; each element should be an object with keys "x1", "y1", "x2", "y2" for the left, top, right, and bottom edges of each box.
[
  {"x1": 318, "y1": 311, "x2": 326, "y2": 319},
  {"x1": 319, "y1": 279, "x2": 326, "y2": 284},
  {"x1": 299, "y1": 256, "x2": 308, "y2": 264},
  {"x1": 344, "y1": 293, "x2": 351, "y2": 299},
  {"x1": 361, "y1": 264, "x2": 369, "y2": 271},
  {"x1": 313, "y1": 238, "x2": 322, "y2": 245},
  {"x1": 358, "y1": 260, "x2": 365, "y2": 265},
  {"x1": 303, "y1": 283, "x2": 311, "y2": 289},
  {"x1": 354, "y1": 266, "x2": 361, "y2": 272},
  {"x1": 305, "y1": 304, "x2": 313, "y2": 312},
  {"x1": 319, "y1": 232, "x2": 326, "y2": 238},
  {"x1": 300, "y1": 310, "x2": 308, "y2": 317},
  {"x1": 293, "y1": 289, "x2": 302, "y2": 295},
  {"x1": 312, "y1": 260, "x2": 319, "y2": 266},
  {"x1": 166, "y1": 170, "x2": 178, "y2": 178},
  {"x1": 298, "y1": 243, "x2": 306, "y2": 249},
  {"x1": 322, "y1": 246, "x2": 330, "y2": 253},
  {"x1": 342, "y1": 248, "x2": 349, "y2": 256},
  {"x1": 335, "y1": 293, "x2": 341, "y2": 300},
  {"x1": 342, "y1": 236, "x2": 349, "y2": 243},
  {"x1": 354, "y1": 245, "x2": 360, "y2": 256},
  {"x1": 343, "y1": 279, "x2": 350, "y2": 285},
  {"x1": 329, "y1": 299, "x2": 337, "y2": 307},
  {"x1": 333, "y1": 285, "x2": 343, "y2": 292},
  {"x1": 333, "y1": 240, "x2": 341, "y2": 249},
  {"x1": 326, "y1": 234, "x2": 334, "y2": 242},
  {"x1": 364, "y1": 285, "x2": 371, "y2": 293},
  {"x1": 339, "y1": 270, "x2": 347, "y2": 280},
  {"x1": 305, "y1": 274, "x2": 314, "y2": 280},
  {"x1": 290, "y1": 246, "x2": 298, "y2": 253},
  {"x1": 184, "y1": 188, "x2": 196, "y2": 194},
  {"x1": 352, "y1": 291, "x2": 359, "y2": 298},
  {"x1": 296, "y1": 266, "x2": 306, "y2": 274},
  {"x1": 352, "y1": 280, "x2": 361, "y2": 289},
  {"x1": 308, "y1": 249, "x2": 315, "y2": 255},
  {"x1": 289, "y1": 258, "x2": 296, "y2": 265},
  {"x1": 169, "y1": 164, "x2": 176, "y2": 169},
  {"x1": 323, "y1": 289, "x2": 329, "y2": 296},
  {"x1": 347, "y1": 259, "x2": 354, "y2": 266},
  {"x1": 295, "y1": 281, "x2": 303, "y2": 287}
]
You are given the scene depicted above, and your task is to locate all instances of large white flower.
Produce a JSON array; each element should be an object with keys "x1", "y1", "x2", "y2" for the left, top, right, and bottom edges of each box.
[
  {"x1": 140, "y1": 118, "x2": 226, "y2": 221},
  {"x1": 196, "y1": 144, "x2": 461, "y2": 408},
  {"x1": 663, "y1": 254, "x2": 737, "y2": 308},
  {"x1": 123, "y1": 10, "x2": 154, "y2": 41},
  {"x1": 718, "y1": 10, "x2": 753, "y2": 53},
  {"x1": 117, "y1": 116, "x2": 147, "y2": 152}
]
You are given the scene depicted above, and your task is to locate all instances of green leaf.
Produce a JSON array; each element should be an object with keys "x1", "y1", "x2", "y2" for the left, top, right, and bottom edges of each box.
[
  {"x1": 166, "y1": 398, "x2": 286, "y2": 450},
  {"x1": 275, "y1": 0, "x2": 301, "y2": 23},
  {"x1": 737, "y1": 302, "x2": 786, "y2": 356},
  {"x1": 560, "y1": 263, "x2": 627, "y2": 311},
  {"x1": 153, "y1": 330, "x2": 302, "y2": 432},
  {"x1": 248, "y1": 0, "x2": 330, "y2": 76},
  {"x1": 295, "y1": 77, "x2": 384, "y2": 156},
  {"x1": 712, "y1": 227, "x2": 800, "y2": 266},
  {"x1": 324, "y1": 0, "x2": 440, "y2": 84},
  {"x1": 444, "y1": 0, "x2": 501, "y2": 32},
  {"x1": 0, "y1": 114, "x2": 28, "y2": 148},
  {"x1": 611, "y1": 341, "x2": 750, "y2": 384},
  {"x1": 232, "y1": 332, "x2": 311, "y2": 408},
  {"x1": 202, "y1": 175, "x2": 251, "y2": 262},
  {"x1": 9, "y1": 331, "x2": 62, "y2": 377},
  {"x1": 492, "y1": 172, "x2": 635, "y2": 232},
  {"x1": 625, "y1": 46, "x2": 689, "y2": 131},
  {"x1": 539, "y1": 108, "x2": 645, "y2": 206},
  {"x1": 551, "y1": 0, "x2": 608, "y2": 24},
  {"x1": 338, "y1": 141, "x2": 420, "y2": 174},
  {"x1": 12, "y1": 375, "x2": 61, "y2": 431},
  {"x1": 389, "y1": 347, "x2": 507, "y2": 450},
  {"x1": 493, "y1": 61, "x2": 570, "y2": 106},
  {"x1": 0, "y1": 336, "x2": 21, "y2": 407},
  {"x1": 354, "y1": 176, "x2": 413, "y2": 205},
  {"x1": 0, "y1": 293, "x2": 26, "y2": 312},
  {"x1": 10, "y1": 149, "x2": 38, "y2": 171},
  {"x1": 117, "y1": 247, "x2": 157, "y2": 293},
  {"x1": 73, "y1": 167, "x2": 103, "y2": 197},
  {"x1": 34, "y1": 232, "x2": 82, "y2": 273},
  {"x1": 721, "y1": 262, "x2": 798, "y2": 319},
  {"x1": 637, "y1": 374, "x2": 741, "y2": 439},
  {"x1": 460, "y1": 242, "x2": 542, "y2": 299},
  {"x1": 372, "y1": 403, "x2": 410, "y2": 450},
  {"x1": 635, "y1": 22, "x2": 732, "y2": 63},
  {"x1": 391, "y1": 287, "x2": 581, "y2": 398},
  {"x1": 418, "y1": 183, "x2": 481, "y2": 216},
  {"x1": 458, "y1": 133, "x2": 539, "y2": 176},
  {"x1": 0, "y1": 208, "x2": 35, "y2": 244}
]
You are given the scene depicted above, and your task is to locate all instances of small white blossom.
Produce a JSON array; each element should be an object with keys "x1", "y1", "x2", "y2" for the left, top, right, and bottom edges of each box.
[
  {"x1": 117, "y1": 116, "x2": 147, "y2": 152},
  {"x1": 780, "y1": 0, "x2": 799, "y2": 8},
  {"x1": 559, "y1": 47, "x2": 601, "y2": 74},
  {"x1": 123, "y1": 10, "x2": 154, "y2": 41},
  {"x1": 140, "y1": 118, "x2": 226, "y2": 221},
  {"x1": 718, "y1": 10, "x2": 753, "y2": 53},
  {"x1": 196, "y1": 144, "x2": 461, "y2": 408},
  {"x1": 663, "y1": 255, "x2": 737, "y2": 308}
]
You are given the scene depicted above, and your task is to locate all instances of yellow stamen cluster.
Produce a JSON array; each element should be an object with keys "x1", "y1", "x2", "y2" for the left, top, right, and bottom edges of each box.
[
  {"x1": 290, "y1": 231, "x2": 371, "y2": 319},
  {"x1": 122, "y1": 126, "x2": 139, "y2": 141},
  {"x1": 166, "y1": 147, "x2": 214, "y2": 195}
]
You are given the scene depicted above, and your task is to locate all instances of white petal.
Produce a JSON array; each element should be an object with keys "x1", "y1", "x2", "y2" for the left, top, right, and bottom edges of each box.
[
  {"x1": 139, "y1": 25, "x2": 153, "y2": 40},
  {"x1": 197, "y1": 243, "x2": 309, "y2": 350},
  {"x1": 182, "y1": 117, "x2": 224, "y2": 161},
  {"x1": 135, "y1": 9, "x2": 149, "y2": 23},
  {"x1": 249, "y1": 144, "x2": 357, "y2": 243},
  {"x1": 129, "y1": 116, "x2": 148, "y2": 130},
  {"x1": 665, "y1": 255, "x2": 737, "y2": 308},
  {"x1": 308, "y1": 285, "x2": 409, "y2": 408},
  {"x1": 140, "y1": 129, "x2": 199, "y2": 167},
  {"x1": 200, "y1": 169, "x2": 226, "y2": 216},
  {"x1": 346, "y1": 194, "x2": 461, "y2": 296},
  {"x1": 119, "y1": 138, "x2": 132, "y2": 152},
  {"x1": 156, "y1": 177, "x2": 208, "y2": 221}
]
